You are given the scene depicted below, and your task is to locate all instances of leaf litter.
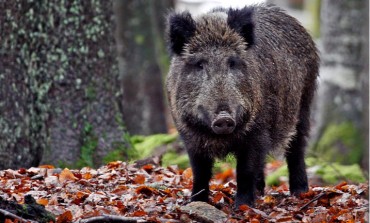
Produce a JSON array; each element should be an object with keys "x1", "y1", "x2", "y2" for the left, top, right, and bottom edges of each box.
[{"x1": 0, "y1": 161, "x2": 368, "y2": 222}]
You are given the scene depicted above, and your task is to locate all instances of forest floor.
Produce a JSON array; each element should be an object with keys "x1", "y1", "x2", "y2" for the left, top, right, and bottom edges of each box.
[{"x1": 0, "y1": 160, "x2": 368, "y2": 223}]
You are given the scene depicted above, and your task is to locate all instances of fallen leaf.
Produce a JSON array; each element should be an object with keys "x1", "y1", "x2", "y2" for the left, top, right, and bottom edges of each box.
[
  {"x1": 136, "y1": 185, "x2": 158, "y2": 196},
  {"x1": 214, "y1": 168, "x2": 234, "y2": 183},
  {"x1": 182, "y1": 168, "x2": 193, "y2": 180},
  {"x1": 59, "y1": 168, "x2": 77, "y2": 183},
  {"x1": 133, "y1": 174, "x2": 145, "y2": 184},
  {"x1": 239, "y1": 204, "x2": 250, "y2": 211},
  {"x1": 57, "y1": 210, "x2": 73, "y2": 223},
  {"x1": 132, "y1": 210, "x2": 147, "y2": 217},
  {"x1": 39, "y1": 165, "x2": 55, "y2": 169},
  {"x1": 37, "y1": 198, "x2": 49, "y2": 206}
]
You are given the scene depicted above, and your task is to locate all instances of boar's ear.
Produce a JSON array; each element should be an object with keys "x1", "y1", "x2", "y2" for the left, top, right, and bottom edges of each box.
[
  {"x1": 227, "y1": 7, "x2": 255, "y2": 46},
  {"x1": 167, "y1": 11, "x2": 196, "y2": 55}
]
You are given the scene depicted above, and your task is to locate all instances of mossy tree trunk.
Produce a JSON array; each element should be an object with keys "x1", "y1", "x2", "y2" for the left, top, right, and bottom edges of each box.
[
  {"x1": 312, "y1": 0, "x2": 368, "y2": 167},
  {"x1": 114, "y1": 0, "x2": 173, "y2": 135},
  {"x1": 0, "y1": 1, "x2": 125, "y2": 169}
]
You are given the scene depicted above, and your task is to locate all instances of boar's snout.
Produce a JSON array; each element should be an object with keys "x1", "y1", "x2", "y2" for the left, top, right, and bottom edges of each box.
[{"x1": 211, "y1": 111, "x2": 236, "y2": 134}]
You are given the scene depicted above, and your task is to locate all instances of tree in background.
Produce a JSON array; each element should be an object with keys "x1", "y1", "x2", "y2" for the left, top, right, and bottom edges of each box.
[
  {"x1": 0, "y1": 1, "x2": 125, "y2": 169},
  {"x1": 114, "y1": 0, "x2": 173, "y2": 135},
  {"x1": 312, "y1": 0, "x2": 368, "y2": 169}
]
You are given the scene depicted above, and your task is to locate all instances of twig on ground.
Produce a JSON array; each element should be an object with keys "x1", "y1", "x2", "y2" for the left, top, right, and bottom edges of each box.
[
  {"x1": 189, "y1": 189, "x2": 205, "y2": 200},
  {"x1": 299, "y1": 192, "x2": 326, "y2": 211}
]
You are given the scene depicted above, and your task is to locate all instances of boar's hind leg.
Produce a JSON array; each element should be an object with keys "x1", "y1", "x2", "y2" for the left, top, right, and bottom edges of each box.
[
  {"x1": 286, "y1": 93, "x2": 312, "y2": 195},
  {"x1": 286, "y1": 123, "x2": 309, "y2": 195},
  {"x1": 235, "y1": 130, "x2": 269, "y2": 207},
  {"x1": 188, "y1": 151, "x2": 214, "y2": 202}
]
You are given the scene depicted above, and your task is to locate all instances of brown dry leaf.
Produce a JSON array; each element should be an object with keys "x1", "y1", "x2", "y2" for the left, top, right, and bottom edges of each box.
[
  {"x1": 250, "y1": 218, "x2": 260, "y2": 223},
  {"x1": 107, "y1": 161, "x2": 122, "y2": 169},
  {"x1": 57, "y1": 210, "x2": 73, "y2": 223},
  {"x1": 212, "y1": 192, "x2": 224, "y2": 203},
  {"x1": 82, "y1": 210, "x2": 101, "y2": 219},
  {"x1": 182, "y1": 168, "x2": 193, "y2": 180},
  {"x1": 18, "y1": 168, "x2": 27, "y2": 174},
  {"x1": 133, "y1": 174, "x2": 145, "y2": 184},
  {"x1": 37, "y1": 198, "x2": 49, "y2": 206},
  {"x1": 335, "y1": 181, "x2": 348, "y2": 190},
  {"x1": 4, "y1": 169, "x2": 23, "y2": 179},
  {"x1": 239, "y1": 204, "x2": 250, "y2": 211},
  {"x1": 112, "y1": 185, "x2": 128, "y2": 195},
  {"x1": 72, "y1": 191, "x2": 89, "y2": 205},
  {"x1": 136, "y1": 185, "x2": 158, "y2": 196},
  {"x1": 39, "y1": 165, "x2": 55, "y2": 169},
  {"x1": 59, "y1": 168, "x2": 78, "y2": 183},
  {"x1": 82, "y1": 172, "x2": 92, "y2": 180},
  {"x1": 263, "y1": 195, "x2": 276, "y2": 205},
  {"x1": 214, "y1": 168, "x2": 234, "y2": 183},
  {"x1": 142, "y1": 164, "x2": 154, "y2": 172},
  {"x1": 132, "y1": 210, "x2": 147, "y2": 217}
]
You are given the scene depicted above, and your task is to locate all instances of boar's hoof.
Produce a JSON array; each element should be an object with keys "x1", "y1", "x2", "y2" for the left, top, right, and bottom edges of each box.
[{"x1": 211, "y1": 112, "x2": 236, "y2": 134}]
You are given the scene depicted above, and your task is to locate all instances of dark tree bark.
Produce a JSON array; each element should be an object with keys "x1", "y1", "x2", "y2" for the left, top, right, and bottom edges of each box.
[
  {"x1": 312, "y1": 0, "x2": 368, "y2": 165},
  {"x1": 114, "y1": 0, "x2": 172, "y2": 135},
  {"x1": 0, "y1": 1, "x2": 125, "y2": 169}
]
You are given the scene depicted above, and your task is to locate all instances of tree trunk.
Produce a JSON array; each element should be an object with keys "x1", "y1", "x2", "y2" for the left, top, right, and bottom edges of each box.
[
  {"x1": 114, "y1": 0, "x2": 171, "y2": 135},
  {"x1": 312, "y1": 0, "x2": 368, "y2": 165},
  {"x1": 360, "y1": 0, "x2": 369, "y2": 171},
  {"x1": 0, "y1": 1, "x2": 125, "y2": 169}
]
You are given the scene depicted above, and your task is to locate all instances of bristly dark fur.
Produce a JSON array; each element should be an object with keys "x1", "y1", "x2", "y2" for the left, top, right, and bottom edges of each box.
[{"x1": 165, "y1": 4, "x2": 319, "y2": 208}]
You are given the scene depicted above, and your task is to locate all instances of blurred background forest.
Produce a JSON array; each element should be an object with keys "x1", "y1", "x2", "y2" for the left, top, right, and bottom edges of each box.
[{"x1": 0, "y1": 0, "x2": 368, "y2": 185}]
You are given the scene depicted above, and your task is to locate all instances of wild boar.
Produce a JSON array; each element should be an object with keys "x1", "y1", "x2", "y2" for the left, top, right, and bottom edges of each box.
[{"x1": 165, "y1": 5, "x2": 319, "y2": 207}]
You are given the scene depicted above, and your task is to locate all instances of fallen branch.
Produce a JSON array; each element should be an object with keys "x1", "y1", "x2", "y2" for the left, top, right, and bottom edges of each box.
[
  {"x1": 0, "y1": 208, "x2": 39, "y2": 223},
  {"x1": 299, "y1": 192, "x2": 326, "y2": 211}
]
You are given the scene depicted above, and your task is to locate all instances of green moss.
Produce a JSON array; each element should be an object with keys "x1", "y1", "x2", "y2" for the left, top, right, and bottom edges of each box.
[
  {"x1": 133, "y1": 133, "x2": 178, "y2": 159},
  {"x1": 266, "y1": 164, "x2": 289, "y2": 186},
  {"x1": 103, "y1": 139, "x2": 134, "y2": 164},
  {"x1": 315, "y1": 122, "x2": 363, "y2": 164},
  {"x1": 265, "y1": 157, "x2": 367, "y2": 186},
  {"x1": 162, "y1": 150, "x2": 189, "y2": 169},
  {"x1": 313, "y1": 160, "x2": 366, "y2": 184},
  {"x1": 103, "y1": 133, "x2": 179, "y2": 165}
]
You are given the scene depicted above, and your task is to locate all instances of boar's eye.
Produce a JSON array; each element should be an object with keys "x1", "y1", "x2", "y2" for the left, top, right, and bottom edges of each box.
[
  {"x1": 195, "y1": 60, "x2": 204, "y2": 69},
  {"x1": 187, "y1": 58, "x2": 206, "y2": 70},
  {"x1": 228, "y1": 56, "x2": 243, "y2": 69}
]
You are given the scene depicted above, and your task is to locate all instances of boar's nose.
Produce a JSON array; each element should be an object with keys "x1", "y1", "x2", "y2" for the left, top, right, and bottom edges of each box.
[{"x1": 211, "y1": 111, "x2": 236, "y2": 134}]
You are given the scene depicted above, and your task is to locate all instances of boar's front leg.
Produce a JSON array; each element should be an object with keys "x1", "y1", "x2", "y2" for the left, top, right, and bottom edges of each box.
[
  {"x1": 188, "y1": 150, "x2": 214, "y2": 202},
  {"x1": 235, "y1": 130, "x2": 269, "y2": 207}
]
